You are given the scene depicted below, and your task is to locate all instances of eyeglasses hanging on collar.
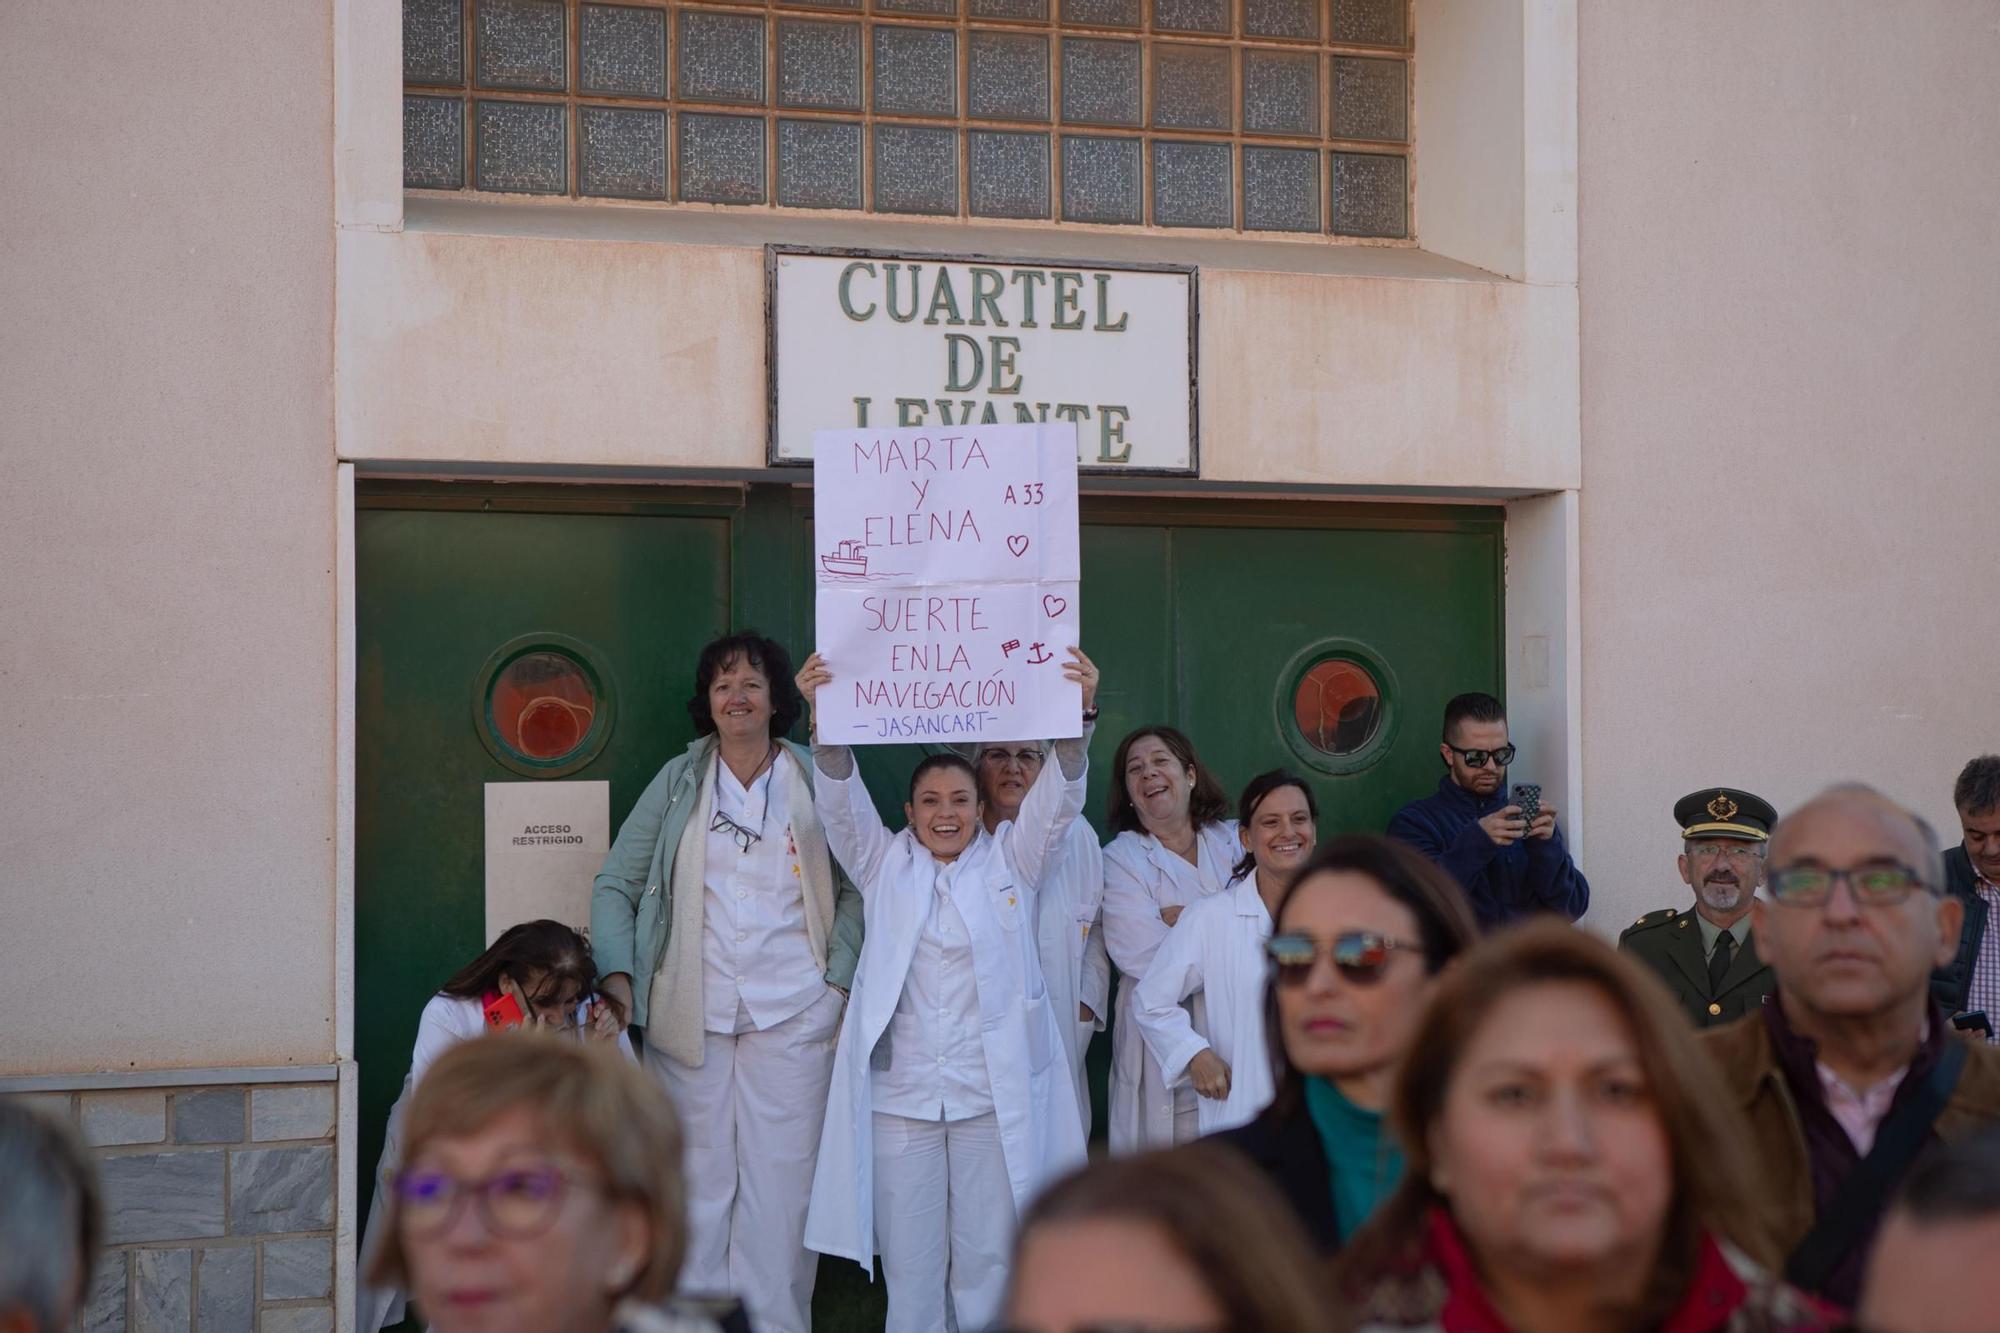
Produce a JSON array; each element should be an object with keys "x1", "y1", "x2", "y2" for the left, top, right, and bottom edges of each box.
[{"x1": 711, "y1": 808, "x2": 763, "y2": 854}]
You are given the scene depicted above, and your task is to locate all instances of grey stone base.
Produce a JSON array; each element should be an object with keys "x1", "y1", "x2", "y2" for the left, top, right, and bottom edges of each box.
[{"x1": 25, "y1": 1080, "x2": 337, "y2": 1333}]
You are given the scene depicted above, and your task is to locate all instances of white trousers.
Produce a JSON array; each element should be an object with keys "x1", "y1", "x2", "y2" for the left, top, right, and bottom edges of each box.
[
  {"x1": 648, "y1": 987, "x2": 843, "y2": 1333},
  {"x1": 871, "y1": 1110, "x2": 1016, "y2": 1333}
]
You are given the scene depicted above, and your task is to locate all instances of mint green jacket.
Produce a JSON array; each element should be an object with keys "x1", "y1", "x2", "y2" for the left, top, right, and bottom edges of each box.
[{"x1": 590, "y1": 735, "x2": 864, "y2": 1028}]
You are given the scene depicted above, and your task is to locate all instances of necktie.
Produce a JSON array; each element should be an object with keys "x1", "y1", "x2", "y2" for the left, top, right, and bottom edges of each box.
[{"x1": 1708, "y1": 929, "x2": 1735, "y2": 994}]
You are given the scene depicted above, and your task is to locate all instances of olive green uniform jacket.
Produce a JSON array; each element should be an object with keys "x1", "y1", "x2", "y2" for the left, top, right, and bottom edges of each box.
[{"x1": 1619, "y1": 907, "x2": 1774, "y2": 1029}]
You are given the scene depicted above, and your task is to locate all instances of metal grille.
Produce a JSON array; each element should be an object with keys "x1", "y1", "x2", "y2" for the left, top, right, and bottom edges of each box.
[{"x1": 403, "y1": 0, "x2": 1413, "y2": 238}]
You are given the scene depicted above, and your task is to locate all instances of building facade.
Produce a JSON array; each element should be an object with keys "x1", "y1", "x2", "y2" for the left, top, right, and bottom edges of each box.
[{"x1": 2, "y1": 2, "x2": 1994, "y2": 1329}]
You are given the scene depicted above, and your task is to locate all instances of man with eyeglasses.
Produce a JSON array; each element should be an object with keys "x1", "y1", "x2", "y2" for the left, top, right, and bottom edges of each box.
[
  {"x1": 1620, "y1": 787, "x2": 1778, "y2": 1028},
  {"x1": 971, "y1": 739, "x2": 1110, "y2": 1137},
  {"x1": 1930, "y1": 754, "x2": 2000, "y2": 1036},
  {"x1": 1699, "y1": 783, "x2": 2000, "y2": 1310},
  {"x1": 1386, "y1": 691, "x2": 1589, "y2": 929}
]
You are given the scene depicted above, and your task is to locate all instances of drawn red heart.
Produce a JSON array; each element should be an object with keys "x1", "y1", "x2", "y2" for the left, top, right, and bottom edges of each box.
[
  {"x1": 1006, "y1": 534, "x2": 1030, "y2": 557},
  {"x1": 1042, "y1": 594, "x2": 1067, "y2": 618}
]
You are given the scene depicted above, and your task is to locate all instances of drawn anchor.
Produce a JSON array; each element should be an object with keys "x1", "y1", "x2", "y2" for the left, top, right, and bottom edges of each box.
[{"x1": 1024, "y1": 642, "x2": 1054, "y2": 665}]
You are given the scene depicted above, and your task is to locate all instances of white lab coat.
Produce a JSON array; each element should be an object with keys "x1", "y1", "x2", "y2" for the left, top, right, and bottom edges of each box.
[
  {"x1": 1034, "y1": 821, "x2": 1110, "y2": 1134},
  {"x1": 1132, "y1": 873, "x2": 1276, "y2": 1136},
  {"x1": 805, "y1": 751, "x2": 1090, "y2": 1271},
  {"x1": 1100, "y1": 821, "x2": 1241, "y2": 1153}
]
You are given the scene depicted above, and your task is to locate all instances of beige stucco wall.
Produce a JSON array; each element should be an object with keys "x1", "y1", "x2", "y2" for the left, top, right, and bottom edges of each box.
[
  {"x1": 338, "y1": 222, "x2": 1580, "y2": 490},
  {"x1": 0, "y1": 3, "x2": 336, "y2": 1072},
  {"x1": 1577, "y1": 4, "x2": 2000, "y2": 927}
]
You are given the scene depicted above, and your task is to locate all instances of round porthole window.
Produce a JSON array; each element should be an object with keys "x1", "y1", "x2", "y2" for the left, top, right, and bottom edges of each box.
[
  {"x1": 1276, "y1": 639, "x2": 1398, "y2": 776},
  {"x1": 473, "y1": 635, "x2": 617, "y2": 778},
  {"x1": 1294, "y1": 658, "x2": 1382, "y2": 756}
]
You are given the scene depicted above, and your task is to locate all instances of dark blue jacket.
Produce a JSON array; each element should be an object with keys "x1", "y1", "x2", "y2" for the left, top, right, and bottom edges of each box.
[{"x1": 1386, "y1": 776, "x2": 1590, "y2": 929}]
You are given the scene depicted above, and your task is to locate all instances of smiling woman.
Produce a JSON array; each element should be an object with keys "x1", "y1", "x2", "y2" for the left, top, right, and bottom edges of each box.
[
  {"x1": 1131, "y1": 770, "x2": 1320, "y2": 1137},
  {"x1": 589, "y1": 630, "x2": 863, "y2": 1333},
  {"x1": 1329, "y1": 922, "x2": 1837, "y2": 1333},
  {"x1": 795, "y1": 648, "x2": 1100, "y2": 1333}
]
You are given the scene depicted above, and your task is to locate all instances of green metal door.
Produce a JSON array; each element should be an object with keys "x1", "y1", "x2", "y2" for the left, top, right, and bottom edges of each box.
[
  {"x1": 355, "y1": 488, "x2": 739, "y2": 1248},
  {"x1": 354, "y1": 484, "x2": 1499, "y2": 1332},
  {"x1": 1075, "y1": 498, "x2": 1506, "y2": 832}
]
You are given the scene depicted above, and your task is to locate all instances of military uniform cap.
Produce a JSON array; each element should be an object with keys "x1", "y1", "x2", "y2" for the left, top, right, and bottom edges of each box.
[{"x1": 1674, "y1": 787, "x2": 1777, "y2": 842}]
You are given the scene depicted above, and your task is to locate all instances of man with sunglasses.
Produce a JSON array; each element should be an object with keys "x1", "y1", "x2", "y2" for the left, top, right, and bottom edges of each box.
[
  {"x1": 1620, "y1": 787, "x2": 1778, "y2": 1028},
  {"x1": 1385, "y1": 691, "x2": 1589, "y2": 929},
  {"x1": 1700, "y1": 783, "x2": 2000, "y2": 1310}
]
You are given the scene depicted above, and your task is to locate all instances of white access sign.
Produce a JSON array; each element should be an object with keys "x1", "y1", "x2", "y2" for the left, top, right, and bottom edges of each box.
[
  {"x1": 483, "y1": 780, "x2": 609, "y2": 943},
  {"x1": 770, "y1": 249, "x2": 1197, "y2": 474}
]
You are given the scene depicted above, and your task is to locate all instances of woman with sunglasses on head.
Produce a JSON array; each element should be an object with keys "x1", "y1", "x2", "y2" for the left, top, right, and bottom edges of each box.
[
  {"x1": 371, "y1": 1033, "x2": 740, "y2": 1333},
  {"x1": 1330, "y1": 922, "x2": 1835, "y2": 1333},
  {"x1": 1132, "y1": 770, "x2": 1319, "y2": 1136},
  {"x1": 1211, "y1": 836, "x2": 1478, "y2": 1253},
  {"x1": 795, "y1": 648, "x2": 1099, "y2": 1333},
  {"x1": 360, "y1": 920, "x2": 633, "y2": 1331},
  {"x1": 1101, "y1": 725, "x2": 1239, "y2": 1153},
  {"x1": 999, "y1": 1145, "x2": 1329, "y2": 1333},
  {"x1": 590, "y1": 631, "x2": 862, "y2": 1333}
]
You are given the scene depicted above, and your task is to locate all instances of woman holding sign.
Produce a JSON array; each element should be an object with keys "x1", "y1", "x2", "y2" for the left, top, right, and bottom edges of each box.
[
  {"x1": 590, "y1": 632, "x2": 863, "y2": 1333},
  {"x1": 1100, "y1": 725, "x2": 1239, "y2": 1152},
  {"x1": 795, "y1": 647, "x2": 1097, "y2": 1333}
]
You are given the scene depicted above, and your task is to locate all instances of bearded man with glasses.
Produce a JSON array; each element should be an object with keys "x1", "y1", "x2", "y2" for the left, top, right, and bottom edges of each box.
[
  {"x1": 1699, "y1": 783, "x2": 2000, "y2": 1311},
  {"x1": 1620, "y1": 787, "x2": 1779, "y2": 1027},
  {"x1": 1386, "y1": 691, "x2": 1589, "y2": 929}
]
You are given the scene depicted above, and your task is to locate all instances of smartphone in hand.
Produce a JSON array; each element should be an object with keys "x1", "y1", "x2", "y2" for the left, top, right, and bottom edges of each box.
[
  {"x1": 1514, "y1": 783, "x2": 1542, "y2": 824},
  {"x1": 483, "y1": 992, "x2": 527, "y2": 1030}
]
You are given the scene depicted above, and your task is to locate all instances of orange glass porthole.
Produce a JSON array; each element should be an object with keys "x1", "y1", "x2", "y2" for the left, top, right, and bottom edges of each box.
[
  {"x1": 1292, "y1": 657, "x2": 1383, "y2": 756},
  {"x1": 492, "y1": 651, "x2": 596, "y2": 761},
  {"x1": 474, "y1": 634, "x2": 617, "y2": 779}
]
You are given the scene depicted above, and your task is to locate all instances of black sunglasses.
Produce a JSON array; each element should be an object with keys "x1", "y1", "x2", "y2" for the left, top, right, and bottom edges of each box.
[
  {"x1": 1444, "y1": 741, "x2": 1516, "y2": 769},
  {"x1": 1266, "y1": 931, "x2": 1420, "y2": 986}
]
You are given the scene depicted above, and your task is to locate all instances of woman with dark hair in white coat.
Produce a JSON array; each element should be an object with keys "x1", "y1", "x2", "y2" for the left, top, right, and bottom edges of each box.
[
  {"x1": 1134, "y1": 769, "x2": 1318, "y2": 1136},
  {"x1": 796, "y1": 649, "x2": 1098, "y2": 1333},
  {"x1": 971, "y1": 738, "x2": 1110, "y2": 1136},
  {"x1": 1099, "y1": 725, "x2": 1239, "y2": 1153}
]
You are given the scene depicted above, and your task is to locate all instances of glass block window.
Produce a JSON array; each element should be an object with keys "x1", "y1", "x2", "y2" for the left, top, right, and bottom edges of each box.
[{"x1": 404, "y1": 0, "x2": 1413, "y2": 238}]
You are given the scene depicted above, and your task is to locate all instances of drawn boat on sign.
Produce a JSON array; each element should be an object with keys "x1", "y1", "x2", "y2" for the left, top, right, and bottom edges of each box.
[{"x1": 820, "y1": 539, "x2": 869, "y2": 578}]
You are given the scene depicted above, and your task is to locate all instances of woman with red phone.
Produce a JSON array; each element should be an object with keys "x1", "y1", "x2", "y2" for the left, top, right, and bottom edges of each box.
[{"x1": 360, "y1": 919, "x2": 630, "y2": 1331}]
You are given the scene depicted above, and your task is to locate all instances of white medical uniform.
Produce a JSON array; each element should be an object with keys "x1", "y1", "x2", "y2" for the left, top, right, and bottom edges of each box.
[
  {"x1": 806, "y1": 741, "x2": 1090, "y2": 1333},
  {"x1": 1133, "y1": 872, "x2": 1276, "y2": 1135},
  {"x1": 1100, "y1": 821, "x2": 1241, "y2": 1153},
  {"x1": 1034, "y1": 820, "x2": 1109, "y2": 1134},
  {"x1": 653, "y1": 752, "x2": 844, "y2": 1333}
]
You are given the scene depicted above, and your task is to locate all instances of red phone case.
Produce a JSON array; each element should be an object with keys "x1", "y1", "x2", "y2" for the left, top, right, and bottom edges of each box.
[{"x1": 483, "y1": 992, "x2": 526, "y2": 1029}]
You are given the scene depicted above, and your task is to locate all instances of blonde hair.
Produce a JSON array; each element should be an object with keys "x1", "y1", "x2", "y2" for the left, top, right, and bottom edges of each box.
[{"x1": 367, "y1": 1032, "x2": 686, "y2": 1302}]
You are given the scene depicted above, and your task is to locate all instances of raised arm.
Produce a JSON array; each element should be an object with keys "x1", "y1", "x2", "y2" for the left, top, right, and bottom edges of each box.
[
  {"x1": 799, "y1": 652, "x2": 897, "y2": 890},
  {"x1": 998, "y1": 648, "x2": 1101, "y2": 893}
]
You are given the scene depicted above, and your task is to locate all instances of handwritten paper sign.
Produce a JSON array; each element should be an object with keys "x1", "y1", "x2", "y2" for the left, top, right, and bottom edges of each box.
[{"x1": 813, "y1": 422, "x2": 1082, "y2": 744}]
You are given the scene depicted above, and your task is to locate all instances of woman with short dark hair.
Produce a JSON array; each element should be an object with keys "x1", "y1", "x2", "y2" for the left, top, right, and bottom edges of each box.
[
  {"x1": 1101, "y1": 724, "x2": 1239, "y2": 1152},
  {"x1": 590, "y1": 631, "x2": 861, "y2": 1333},
  {"x1": 1331, "y1": 921, "x2": 1834, "y2": 1332},
  {"x1": 1211, "y1": 835, "x2": 1478, "y2": 1252}
]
